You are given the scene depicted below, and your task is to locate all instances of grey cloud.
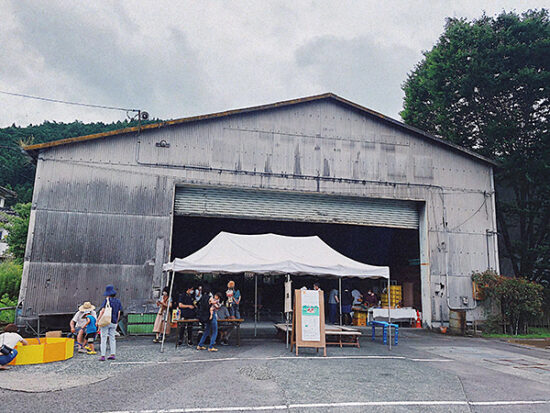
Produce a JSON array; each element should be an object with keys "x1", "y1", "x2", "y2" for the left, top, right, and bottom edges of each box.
[
  {"x1": 295, "y1": 35, "x2": 420, "y2": 118},
  {"x1": 9, "y1": 3, "x2": 210, "y2": 120},
  {"x1": 3, "y1": 1, "x2": 549, "y2": 127}
]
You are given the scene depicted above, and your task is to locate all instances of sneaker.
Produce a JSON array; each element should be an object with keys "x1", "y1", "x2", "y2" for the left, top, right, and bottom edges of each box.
[
  {"x1": 99, "y1": 356, "x2": 105, "y2": 361},
  {"x1": 78, "y1": 348, "x2": 87, "y2": 353},
  {"x1": 208, "y1": 347, "x2": 218, "y2": 352},
  {"x1": 187, "y1": 341, "x2": 193, "y2": 346},
  {"x1": 85, "y1": 346, "x2": 92, "y2": 351},
  {"x1": 153, "y1": 338, "x2": 160, "y2": 343},
  {"x1": 221, "y1": 341, "x2": 229, "y2": 346},
  {"x1": 87, "y1": 350, "x2": 97, "y2": 355},
  {"x1": 196, "y1": 345, "x2": 206, "y2": 350},
  {"x1": 107, "y1": 355, "x2": 116, "y2": 360}
]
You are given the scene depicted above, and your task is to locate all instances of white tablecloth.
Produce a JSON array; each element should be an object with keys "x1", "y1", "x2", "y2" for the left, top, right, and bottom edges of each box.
[{"x1": 369, "y1": 307, "x2": 417, "y2": 321}]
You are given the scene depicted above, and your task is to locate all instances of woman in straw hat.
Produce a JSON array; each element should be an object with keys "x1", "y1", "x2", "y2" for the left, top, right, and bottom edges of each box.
[
  {"x1": 70, "y1": 301, "x2": 98, "y2": 353},
  {"x1": 79, "y1": 302, "x2": 97, "y2": 355}
]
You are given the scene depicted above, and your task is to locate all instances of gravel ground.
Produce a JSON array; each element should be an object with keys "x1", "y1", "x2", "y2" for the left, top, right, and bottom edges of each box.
[{"x1": 1, "y1": 326, "x2": 549, "y2": 412}]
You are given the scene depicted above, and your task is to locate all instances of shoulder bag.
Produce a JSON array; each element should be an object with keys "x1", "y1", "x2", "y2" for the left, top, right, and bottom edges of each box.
[{"x1": 98, "y1": 298, "x2": 112, "y2": 327}]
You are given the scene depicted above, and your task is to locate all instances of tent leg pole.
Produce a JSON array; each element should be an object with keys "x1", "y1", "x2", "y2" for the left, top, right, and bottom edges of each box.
[
  {"x1": 387, "y1": 275, "x2": 392, "y2": 351},
  {"x1": 339, "y1": 278, "x2": 342, "y2": 326},
  {"x1": 254, "y1": 274, "x2": 258, "y2": 337},
  {"x1": 161, "y1": 271, "x2": 175, "y2": 353},
  {"x1": 286, "y1": 274, "x2": 290, "y2": 349}
]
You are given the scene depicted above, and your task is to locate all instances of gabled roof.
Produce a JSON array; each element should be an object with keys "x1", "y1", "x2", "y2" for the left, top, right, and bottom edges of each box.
[{"x1": 23, "y1": 93, "x2": 496, "y2": 166}]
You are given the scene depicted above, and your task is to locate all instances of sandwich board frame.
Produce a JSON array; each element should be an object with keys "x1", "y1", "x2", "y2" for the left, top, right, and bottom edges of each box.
[{"x1": 291, "y1": 289, "x2": 326, "y2": 356}]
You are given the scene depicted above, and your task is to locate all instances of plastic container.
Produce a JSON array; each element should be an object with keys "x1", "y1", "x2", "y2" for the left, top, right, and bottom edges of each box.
[{"x1": 8, "y1": 337, "x2": 74, "y2": 365}]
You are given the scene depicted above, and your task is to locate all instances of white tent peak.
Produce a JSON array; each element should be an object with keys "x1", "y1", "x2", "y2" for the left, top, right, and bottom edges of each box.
[{"x1": 163, "y1": 231, "x2": 389, "y2": 279}]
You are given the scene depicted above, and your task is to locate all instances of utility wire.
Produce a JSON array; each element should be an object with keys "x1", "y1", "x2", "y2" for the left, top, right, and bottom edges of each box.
[{"x1": 0, "y1": 90, "x2": 139, "y2": 112}]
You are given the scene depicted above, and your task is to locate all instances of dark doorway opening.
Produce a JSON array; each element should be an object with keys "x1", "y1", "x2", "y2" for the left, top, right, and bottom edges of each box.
[{"x1": 170, "y1": 216, "x2": 421, "y2": 320}]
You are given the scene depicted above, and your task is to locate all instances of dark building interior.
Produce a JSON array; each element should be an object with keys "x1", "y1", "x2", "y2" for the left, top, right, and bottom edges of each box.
[{"x1": 170, "y1": 216, "x2": 421, "y2": 320}]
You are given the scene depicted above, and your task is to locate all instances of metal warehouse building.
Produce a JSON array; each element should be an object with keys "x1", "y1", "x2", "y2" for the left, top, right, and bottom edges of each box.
[{"x1": 21, "y1": 93, "x2": 498, "y2": 328}]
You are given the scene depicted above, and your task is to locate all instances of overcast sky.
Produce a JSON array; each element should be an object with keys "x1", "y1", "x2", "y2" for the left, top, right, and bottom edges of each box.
[{"x1": 1, "y1": 1, "x2": 548, "y2": 127}]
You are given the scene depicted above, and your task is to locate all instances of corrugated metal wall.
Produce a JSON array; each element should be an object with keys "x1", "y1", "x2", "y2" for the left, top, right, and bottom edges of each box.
[
  {"x1": 21, "y1": 162, "x2": 172, "y2": 315},
  {"x1": 21, "y1": 98, "x2": 498, "y2": 325}
]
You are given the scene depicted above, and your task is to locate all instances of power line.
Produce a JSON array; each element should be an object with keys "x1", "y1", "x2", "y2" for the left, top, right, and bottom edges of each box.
[{"x1": 0, "y1": 90, "x2": 139, "y2": 112}]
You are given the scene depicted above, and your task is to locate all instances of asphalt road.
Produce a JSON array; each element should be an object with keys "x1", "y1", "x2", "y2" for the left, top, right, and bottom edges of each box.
[{"x1": 1, "y1": 326, "x2": 549, "y2": 413}]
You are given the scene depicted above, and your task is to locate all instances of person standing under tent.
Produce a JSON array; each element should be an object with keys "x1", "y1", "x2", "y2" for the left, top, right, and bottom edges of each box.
[
  {"x1": 341, "y1": 287, "x2": 353, "y2": 325},
  {"x1": 217, "y1": 303, "x2": 235, "y2": 346},
  {"x1": 351, "y1": 287, "x2": 363, "y2": 306},
  {"x1": 97, "y1": 284, "x2": 123, "y2": 361},
  {"x1": 226, "y1": 281, "x2": 241, "y2": 319},
  {"x1": 153, "y1": 287, "x2": 171, "y2": 343},
  {"x1": 194, "y1": 285, "x2": 202, "y2": 303},
  {"x1": 177, "y1": 285, "x2": 196, "y2": 346},
  {"x1": 197, "y1": 289, "x2": 221, "y2": 352},
  {"x1": 0, "y1": 324, "x2": 28, "y2": 370},
  {"x1": 364, "y1": 289, "x2": 378, "y2": 307},
  {"x1": 328, "y1": 288, "x2": 339, "y2": 324}
]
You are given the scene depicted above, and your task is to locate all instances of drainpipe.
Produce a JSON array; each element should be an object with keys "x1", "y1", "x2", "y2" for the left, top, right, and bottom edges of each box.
[{"x1": 489, "y1": 168, "x2": 500, "y2": 274}]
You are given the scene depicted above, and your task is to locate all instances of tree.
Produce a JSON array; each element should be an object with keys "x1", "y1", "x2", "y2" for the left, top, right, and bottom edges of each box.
[
  {"x1": 0, "y1": 118, "x2": 157, "y2": 205},
  {"x1": 472, "y1": 270, "x2": 544, "y2": 335},
  {"x1": 1, "y1": 202, "x2": 31, "y2": 263},
  {"x1": 401, "y1": 10, "x2": 550, "y2": 282}
]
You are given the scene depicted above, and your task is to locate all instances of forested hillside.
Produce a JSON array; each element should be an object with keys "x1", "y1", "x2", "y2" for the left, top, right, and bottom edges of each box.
[{"x1": 0, "y1": 119, "x2": 155, "y2": 204}]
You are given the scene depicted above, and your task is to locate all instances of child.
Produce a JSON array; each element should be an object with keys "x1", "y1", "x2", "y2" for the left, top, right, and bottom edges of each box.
[
  {"x1": 83, "y1": 310, "x2": 97, "y2": 355},
  {"x1": 226, "y1": 281, "x2": 241, "y2": 319},
  {"x1": 210, "y1": 293, "x2": 221, "y2": 320}
]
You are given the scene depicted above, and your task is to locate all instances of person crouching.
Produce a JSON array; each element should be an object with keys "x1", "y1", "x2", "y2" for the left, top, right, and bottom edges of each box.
[{"x1": 0, "y1": 324, "x2": 28, "y2": 370}]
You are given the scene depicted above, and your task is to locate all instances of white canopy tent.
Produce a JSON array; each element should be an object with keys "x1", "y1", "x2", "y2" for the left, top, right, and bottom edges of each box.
[
  {"x1": 161, "y1": 232, "x2": 393, "y2": 351},
  {"x1": 163, "y1": 232, "x2": 390, "y2": 278}
]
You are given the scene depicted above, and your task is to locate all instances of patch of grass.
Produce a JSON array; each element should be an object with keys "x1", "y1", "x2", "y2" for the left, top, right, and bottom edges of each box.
[
  {"x1": 0, "y1": 293, "x2": 17, "y2": 324},
  {"x1": 482, "y1": 327, "x2": 550, "y2": 339}
]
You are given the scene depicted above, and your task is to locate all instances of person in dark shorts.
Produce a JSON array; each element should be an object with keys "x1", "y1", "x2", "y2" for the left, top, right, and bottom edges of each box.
[{"x1": 82, "y1": 305, "x2": 97, "y2": 355}]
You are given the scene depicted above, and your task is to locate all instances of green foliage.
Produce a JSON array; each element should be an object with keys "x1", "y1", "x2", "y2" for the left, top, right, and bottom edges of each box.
[
  {"x1": 472, "y1": 270, "x2": 544, "y2": 335},
  {"x1": 1, "y1": 203, "x2": 31, "y2": 263},
  {"x1": 0, "y1": 293, "x2": 17, "y2": 324},
  {"x1": 0, "y1": 260, "x2": 22, "y2": 299},
  {"x1": 483, "y1": 327, "x2": 550, "y2": 338},
  {"x1": 0, "y1": 119, "x2": 157, "y2": 205},
  {"x1": 402, "y1": 10, "x2": 550, "y2": 282}
]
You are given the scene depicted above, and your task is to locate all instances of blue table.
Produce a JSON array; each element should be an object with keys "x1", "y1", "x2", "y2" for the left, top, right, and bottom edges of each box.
[{"x1": 370, "y1": 320, "x2": 398, "y2": 345}]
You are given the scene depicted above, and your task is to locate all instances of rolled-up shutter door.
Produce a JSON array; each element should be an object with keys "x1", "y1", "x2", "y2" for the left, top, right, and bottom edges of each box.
[{"x1": 174, "y1": 186, "x2": 419, "y2": 229}]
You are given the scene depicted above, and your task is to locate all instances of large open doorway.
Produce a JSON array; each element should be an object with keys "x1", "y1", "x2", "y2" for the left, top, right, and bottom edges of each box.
[{"x1": 170, "y1": 216, "x2": 421, "y2": 321}]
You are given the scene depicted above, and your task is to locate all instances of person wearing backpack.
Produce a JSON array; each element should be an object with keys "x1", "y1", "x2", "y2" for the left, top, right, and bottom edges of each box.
[{"x1": 97, "y1": 284, "x2": 123, "y2": 361}]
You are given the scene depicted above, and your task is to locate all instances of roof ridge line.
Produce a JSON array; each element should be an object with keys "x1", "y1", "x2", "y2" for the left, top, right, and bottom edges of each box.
[{"x1": 23, "y1": 93, "x2": 496, "y2": 166}]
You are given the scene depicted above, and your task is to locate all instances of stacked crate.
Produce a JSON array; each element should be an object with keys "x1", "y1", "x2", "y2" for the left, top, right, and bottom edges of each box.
[
  {"x1": 127, "y1": 313, "x2": 156, "y2": 335},
  {"x1": 381, "y1": 285, "x2": 402, "y2": 307},
  {"x1": 352, "y1": 311, "x2": 367, "y2": 326}
]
